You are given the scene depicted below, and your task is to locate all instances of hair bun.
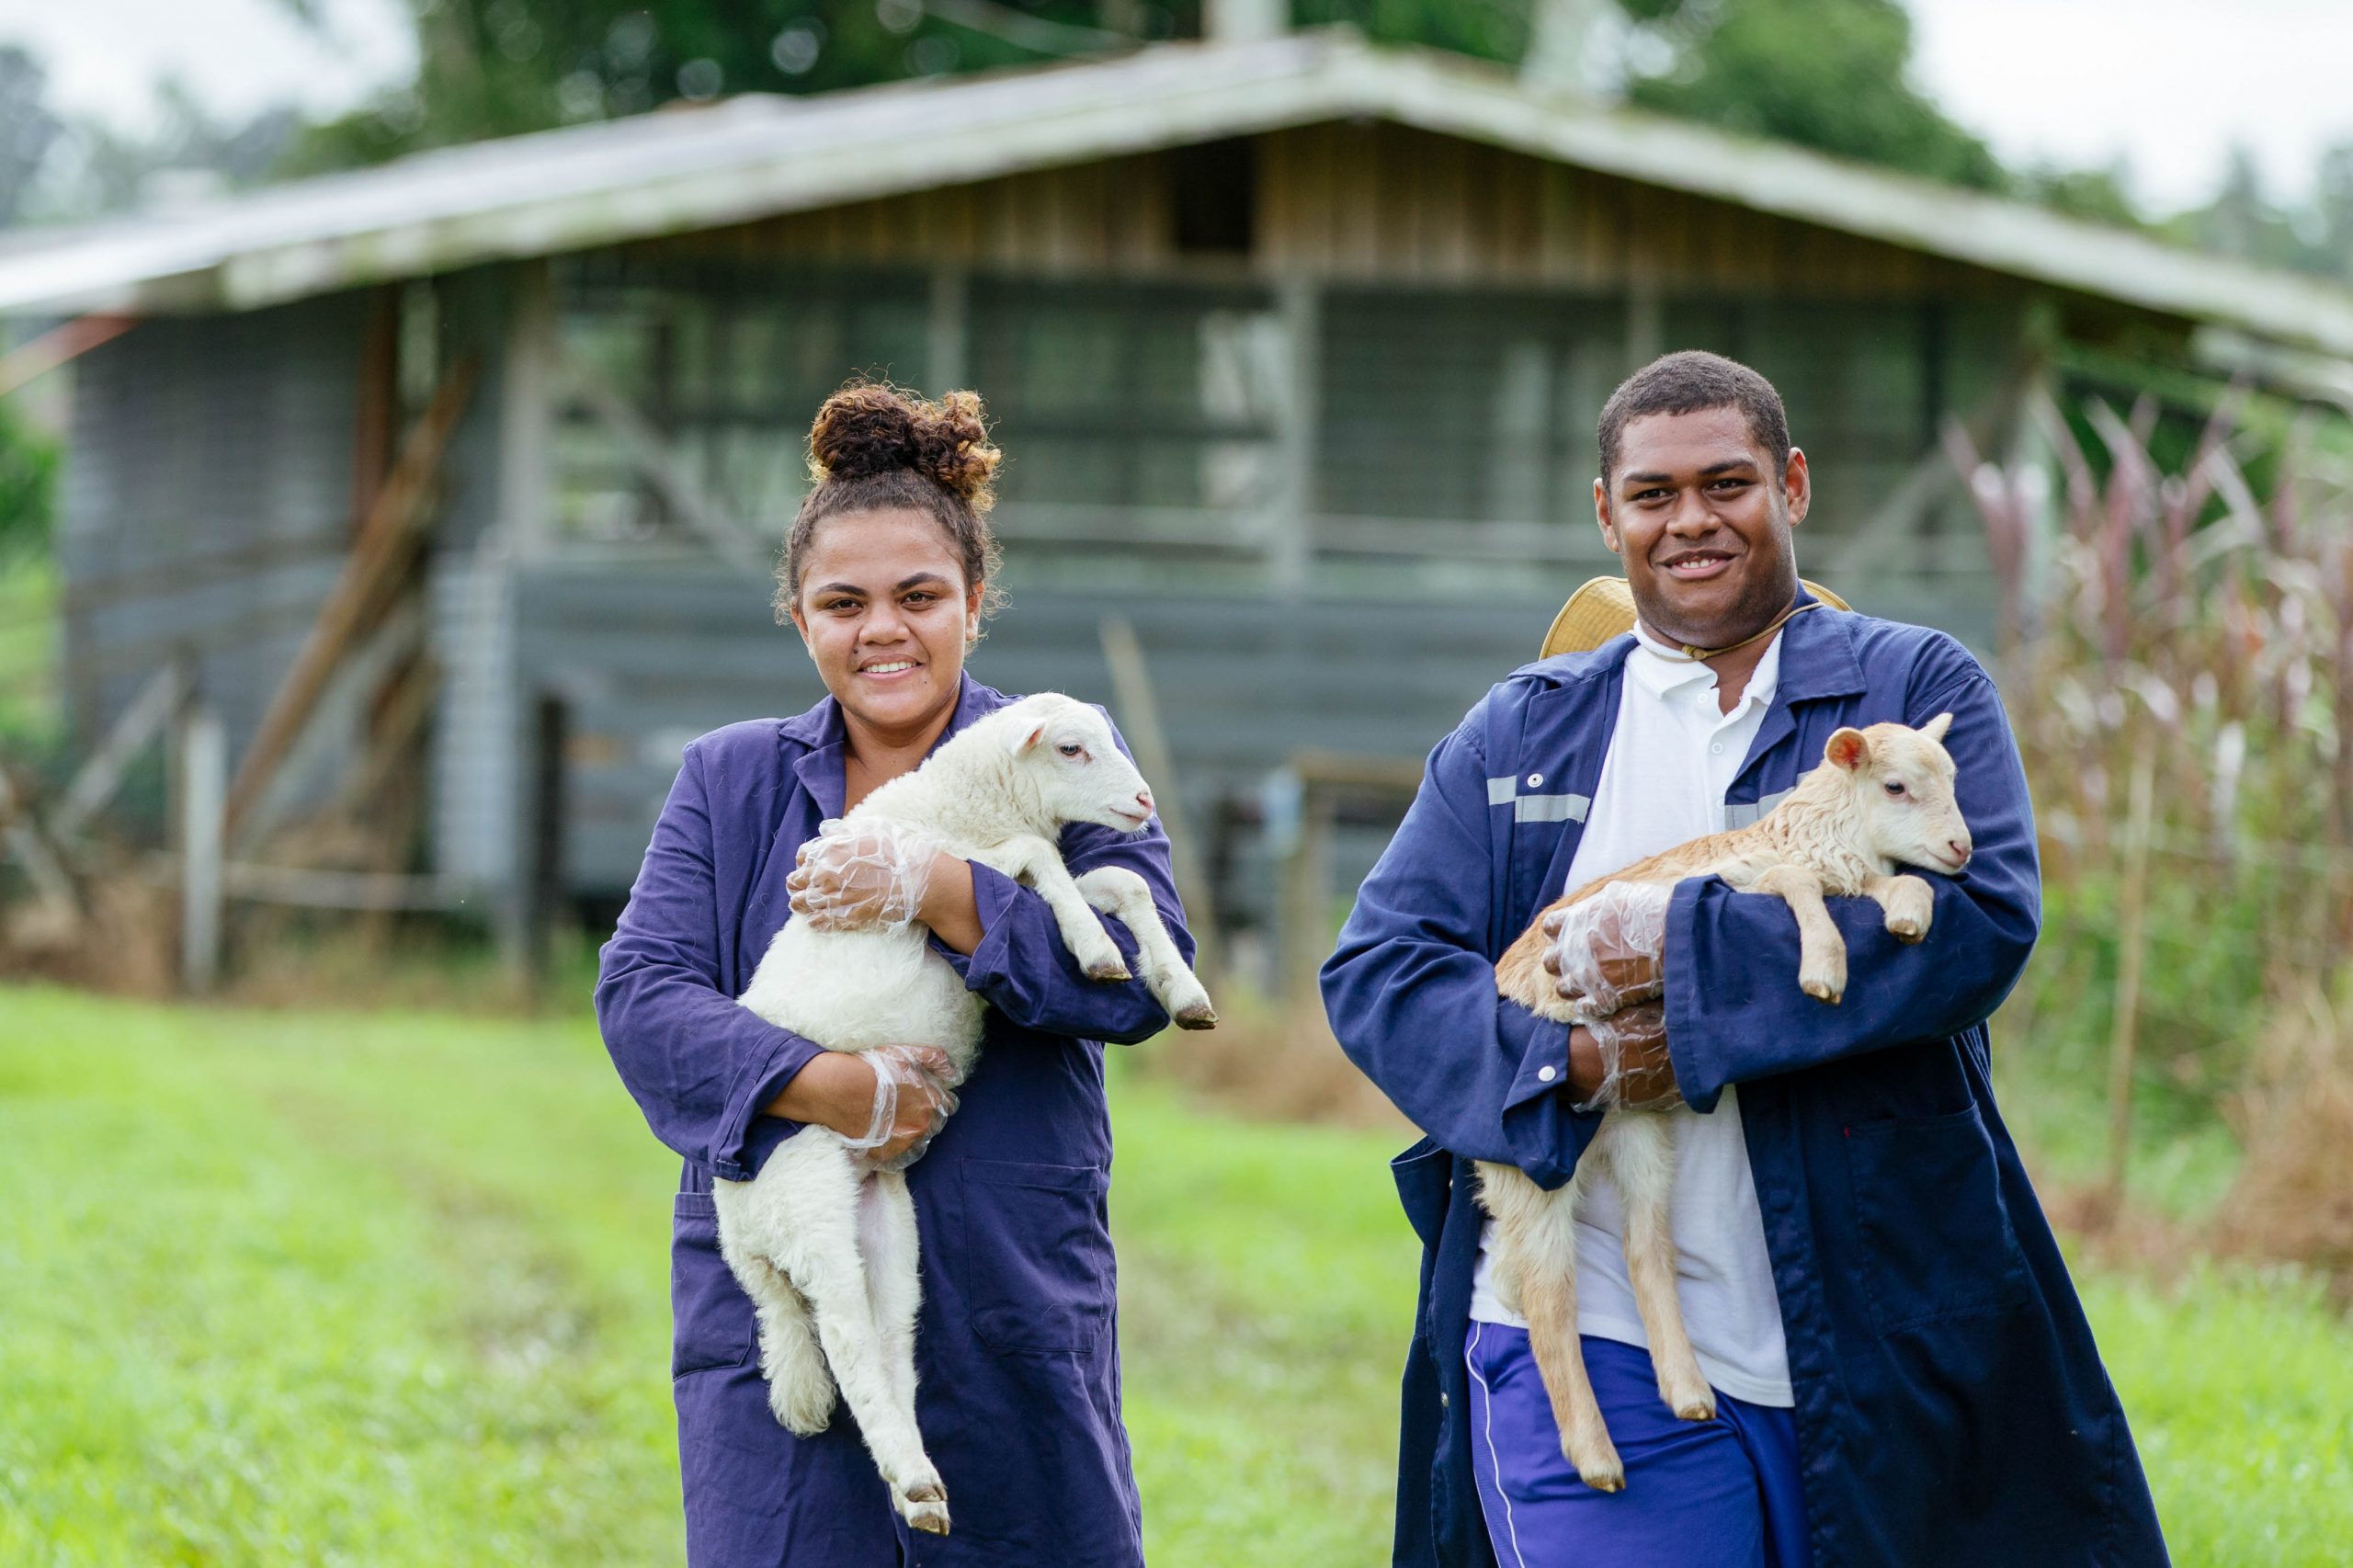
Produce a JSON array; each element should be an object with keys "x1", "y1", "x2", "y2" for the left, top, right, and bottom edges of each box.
[{"x1": 807, "y1": 381, "x2": 1000, "y2": 512}]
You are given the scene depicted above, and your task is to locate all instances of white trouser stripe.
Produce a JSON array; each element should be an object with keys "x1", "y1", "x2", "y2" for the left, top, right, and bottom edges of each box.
[{"x1": 1464, "y1": 1323, "x2": 1530, "y2": 1568}]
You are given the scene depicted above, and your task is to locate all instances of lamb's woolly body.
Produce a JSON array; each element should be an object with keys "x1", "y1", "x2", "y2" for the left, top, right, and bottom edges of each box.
[
  {"x1": 1479, "y1": 714, "x2": 1970, "y2": 1492},
  {"x1": 714, "y1": 693, "x2": 1213, "y2": 1537},
  {"x1": 736, "y1": 707, "x2": 1064, "y2": 1080}
]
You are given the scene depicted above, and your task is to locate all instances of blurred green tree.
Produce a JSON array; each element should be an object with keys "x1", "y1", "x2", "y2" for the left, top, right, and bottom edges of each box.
[
  {"x1": 286, "y1": 0, "x2": 1199, "y2": 167},
  {"x1": 0, "y1": 402, "x2": 58, "y2": 560},
  {"x1": 1618, "y1": 0, "x2": 2003, "y2": 190}
]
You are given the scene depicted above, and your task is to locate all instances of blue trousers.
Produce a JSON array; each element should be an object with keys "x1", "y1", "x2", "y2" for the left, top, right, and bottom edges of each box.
[{"x1": 1464, "y1": 1323, "x2": 1809, "y2": 1568}]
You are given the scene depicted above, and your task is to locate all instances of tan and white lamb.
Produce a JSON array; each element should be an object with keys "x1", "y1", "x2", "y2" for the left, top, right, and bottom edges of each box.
[{"x1": 1479, "y1": 713, "x2": 1972, "y2": 1491}]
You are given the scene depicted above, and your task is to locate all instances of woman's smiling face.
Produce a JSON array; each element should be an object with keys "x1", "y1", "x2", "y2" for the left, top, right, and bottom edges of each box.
[{"x1": 788, "y1": 507, "x2": 983, "y2": 744}]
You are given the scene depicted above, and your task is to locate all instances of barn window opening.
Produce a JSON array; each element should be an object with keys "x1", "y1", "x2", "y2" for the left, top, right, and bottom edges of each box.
[{"x1": 1172, "y1": 139, "x2": 1256, "y2": 256}]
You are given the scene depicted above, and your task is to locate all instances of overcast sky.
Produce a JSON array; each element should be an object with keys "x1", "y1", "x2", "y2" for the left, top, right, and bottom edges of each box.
[{"x1": 3, "y1": 0, "x2": 2350, "y2": 215}]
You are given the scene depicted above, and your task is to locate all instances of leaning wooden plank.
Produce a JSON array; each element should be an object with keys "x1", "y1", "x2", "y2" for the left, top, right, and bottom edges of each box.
[
  {"x1": 223, "y1": 357, "x2": 476, "y2": 842},
  {"x1": 48, "y1": 659, "x2": 188, "y2": 842},
  {"x1": 236, "y1": 600, "x2": 425, "y2": 851},
  {"x1": 0, "y1": 766, "x2": 82, "y2": 932},
  {"x1": 0, "y1": 312, "x2": 137, "y2": 398}
]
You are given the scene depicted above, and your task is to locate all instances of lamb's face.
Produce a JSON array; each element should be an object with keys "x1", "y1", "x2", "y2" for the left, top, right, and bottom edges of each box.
[
  {"x1": 1823, "y1": 712, "x2": 1973, "y2": 874},
  {"x1": 1004, "y1": 697, "x2": 1157, "y2": 834}
]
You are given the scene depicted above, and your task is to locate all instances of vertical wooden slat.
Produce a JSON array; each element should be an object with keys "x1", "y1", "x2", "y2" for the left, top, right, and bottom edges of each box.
[{"x1": 180, "y1": 700, "x2": 226, "y2": 994}]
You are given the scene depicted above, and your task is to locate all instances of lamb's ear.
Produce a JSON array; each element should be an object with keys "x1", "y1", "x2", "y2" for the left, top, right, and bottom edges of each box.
[
  {"x1": 1824, "y1": 727, "x2": 1871, "y2": 771},
  {"x1": 1006, "y1": 722, "x2": 1047, "y2": 756},
  {"x1": 1919, "y1": 711, "x2": 1954, "y2": 744}
]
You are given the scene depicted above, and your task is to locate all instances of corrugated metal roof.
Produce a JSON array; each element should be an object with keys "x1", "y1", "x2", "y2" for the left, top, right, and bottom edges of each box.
[{"x1": 6, "y1": 28, "x2": 2352, "y2": 358}]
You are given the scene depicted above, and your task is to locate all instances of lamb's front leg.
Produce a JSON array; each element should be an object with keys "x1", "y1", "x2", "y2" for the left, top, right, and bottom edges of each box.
[
  {"x1": 1745, "y1": 863, "x2": 1847, "y2": 1004},
  {"x1": 1074, "y1": 865, "x2": 1217, "y2": 1028},
  {"x1": 1863, "y1": 872, "x2": 1935, "y2": 944},
  {"x1": 971, "y1": 834, "x2": 1130, "y2": 981}
]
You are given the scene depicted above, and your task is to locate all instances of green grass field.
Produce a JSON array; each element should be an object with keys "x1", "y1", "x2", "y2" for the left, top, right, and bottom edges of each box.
[{"x1": 1, "y1": 985, "x2": 2347, "y2": 1565}]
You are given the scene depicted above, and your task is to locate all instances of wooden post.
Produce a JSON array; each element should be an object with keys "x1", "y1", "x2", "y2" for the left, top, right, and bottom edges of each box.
[
  {"x1": 2102, "y1": 746, "x2": 2157, "y2": 1210},
  {"x1": 1281, "y1": 780, "x2": 1334, "y2": 1012},
  {"x1": 928, "y1": 267, "x2": 968, "y2": 393},
  {"x1": 500, "y1": 261, "x2": 557, "y2": 560},
  {"x1": 1098, "y1": 615, "x2": 1218, "y2": 981},
  {"x1": 504, "y1": 693, "x2": 568, "y2": 993},
  {"x1": 1271, "y1": 277, "x2": 1319, "y2": 596},
  {"x1": 180, "y1": 702, "x2": 227, "y2": 994},
  {"x1": 1624, "y1": 278, "x2": 1663, "y2": 371}
]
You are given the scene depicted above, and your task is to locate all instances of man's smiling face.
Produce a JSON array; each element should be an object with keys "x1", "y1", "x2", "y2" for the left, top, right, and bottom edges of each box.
[{"x1": 1594, "y1": 403, "x2": 1808, "y2": 652}]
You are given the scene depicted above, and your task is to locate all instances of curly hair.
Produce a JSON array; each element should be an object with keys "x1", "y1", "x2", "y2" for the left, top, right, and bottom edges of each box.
[
  {"x1": 1597, "y1": 351, "x2": 1791, "y2": 486},
  {"x1": 774, "y1": 380, "x2": 1007, "y2": 629}
]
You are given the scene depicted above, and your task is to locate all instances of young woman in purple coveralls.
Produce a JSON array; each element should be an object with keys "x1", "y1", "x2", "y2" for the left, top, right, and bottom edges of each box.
[{"x1": 597, "y1": 382, "x2": 1193, "y2": 1567}]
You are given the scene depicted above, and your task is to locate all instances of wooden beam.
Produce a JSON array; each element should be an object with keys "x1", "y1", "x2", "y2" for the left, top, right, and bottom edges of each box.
[
  {"x1": 222, "y1": 357, "x2": 477, "y2": 841},
  {"x1": 0, "y1": 313, "x2": 137, "y2": 398},
  {"x1": 47, "y1": 658, "x2": 187, "y2": 842},
  {"x1": 561, "y1": 359, "x2": 776, "y2": 582}
]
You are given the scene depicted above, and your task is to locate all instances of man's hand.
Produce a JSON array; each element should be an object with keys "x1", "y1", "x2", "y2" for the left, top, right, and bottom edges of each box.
[
  {"x1": 1543, "y1": 881, "x2": 1671, "y2": 1015},
  {"x1": 766, "y1": 1046, "x2": 963, "y2": 1165},
  {"x1": 1567, "y1": 1002, "x2": 1680, "y2": 1110}
]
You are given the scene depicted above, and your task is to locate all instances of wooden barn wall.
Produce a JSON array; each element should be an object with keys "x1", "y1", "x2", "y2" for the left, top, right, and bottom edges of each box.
[
  {"x1": 60, "y1": 294, "x2": 370, "y2": 792},
  {"x1": 507, "y1": 563, "x2": 1540, "y2": 918},
  {"x1": 631, "y1": 124, "x2": 2018, "y2": 300},
  {"x1": 624, "y1": 153, "x2": 1180, "y2": 274}
]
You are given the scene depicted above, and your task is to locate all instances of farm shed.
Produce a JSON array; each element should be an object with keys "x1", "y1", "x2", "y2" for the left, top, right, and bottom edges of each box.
[{"x1": 6, "y1": 28, "x2": 2352, "y2": 973}]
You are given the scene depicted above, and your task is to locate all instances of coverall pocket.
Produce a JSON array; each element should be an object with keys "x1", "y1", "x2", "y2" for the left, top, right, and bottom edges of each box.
[
  {"x1": 1845, "y1": 1105, "x2": 2030, "y2": 1335},
  {"x1": 671, "y1": 1191, "x2": 756, "y2": 1378},
  {"x1": 960, "y1": 1158, "x2": 1115, "y2": 1354}
]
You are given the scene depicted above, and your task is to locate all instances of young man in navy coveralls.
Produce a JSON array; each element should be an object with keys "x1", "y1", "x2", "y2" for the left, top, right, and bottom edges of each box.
[{"x1": 1323, "y1": 352, "x2": 2168, "y2": 1568}]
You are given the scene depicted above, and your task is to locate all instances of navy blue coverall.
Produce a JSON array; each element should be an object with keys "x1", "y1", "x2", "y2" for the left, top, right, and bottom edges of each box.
[
  {"x1": 597, "y1": 676, "x2": 1189, "y2": 1567},
  {"x1": 1322, "y1": 601, "x2": 2169, "y2": 1568}
]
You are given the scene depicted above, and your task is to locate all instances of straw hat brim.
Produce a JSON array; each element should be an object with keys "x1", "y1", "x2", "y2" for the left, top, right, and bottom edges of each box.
[{"x1": 1540, "y1": 576, "x2": 1851, "y2": 658}]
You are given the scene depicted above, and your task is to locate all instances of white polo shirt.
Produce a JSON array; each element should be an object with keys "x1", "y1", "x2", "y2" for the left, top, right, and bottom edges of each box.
[{"x1": 1467, "y1": 622, "x2": 1795, "y2": 1409}]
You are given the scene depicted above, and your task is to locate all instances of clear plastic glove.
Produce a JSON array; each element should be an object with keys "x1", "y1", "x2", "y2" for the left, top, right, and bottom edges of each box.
[
  {"x1": 1569, "y1": 1001, "x2": 1680, "y2": 1113},
  {"x1": 788, "y1": 818, "x2": 945, "y2": 933},
  {"x1": 1542, "y1": 881, "x2": 1672, "y2": 1017},
  {"x1": 838, "y1": 1044, "x2": 965, "y2": 1169}
]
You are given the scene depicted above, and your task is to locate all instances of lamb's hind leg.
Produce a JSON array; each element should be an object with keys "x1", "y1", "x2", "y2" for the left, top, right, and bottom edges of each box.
[
  {"x1": 1074, "y1": 864, "x2": 1216, "y2": 1028},
  {"x1": 858, "y1": 1171, "x2": 948, "y2": 1535},
  {"x1": 1609, "y1": 1112, "x2": 1715, "y2": 1422},
  {"x1": 741, "y1": 1255, "x2": 835, "y2": 1435},
  {"x1": 1746, "y1": 863, "x2": 1847, "y2": 1004},
  {"x1": 971, "y1": 834, "x2": 1130, "y2": 981},
  {"x1": 741, "y1": 1147, "x2": 948, "y2": 1533},
  {"x1": 1476, "y1": 1157, "x2": 1623, "y2": 1491}
]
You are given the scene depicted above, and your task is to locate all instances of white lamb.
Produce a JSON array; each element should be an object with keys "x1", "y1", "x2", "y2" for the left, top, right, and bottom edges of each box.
[
  {"x1": 1480, "y1": 714, "x2": 1972, "y2": 1491},
  {"x1": 716, "y1": 691, "x2": 1215, "y2": 1536}
]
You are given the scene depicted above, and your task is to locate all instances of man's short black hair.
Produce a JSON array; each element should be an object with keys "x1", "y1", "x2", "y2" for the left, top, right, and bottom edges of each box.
[{"x1": 1597, "y1": 351, "x2": 1791, "y2": 485}]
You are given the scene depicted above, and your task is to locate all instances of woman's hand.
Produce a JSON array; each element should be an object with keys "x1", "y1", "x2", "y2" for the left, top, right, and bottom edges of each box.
[
  {"x1": 789, "y1": 819, "x2": 945, "y2": 932},
  {"x1": 767, "y1": 1047, "x2": 964, "y2": 1165}
]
